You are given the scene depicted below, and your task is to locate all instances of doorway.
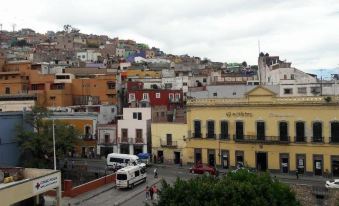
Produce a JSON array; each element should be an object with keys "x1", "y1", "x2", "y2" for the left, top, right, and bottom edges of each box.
[
  {"x1": 235, "y1": 151, "x2": 244, "y2": 168},
  {"x1": 174, "y1": 152, "x2": 180, "y2": 164},
  {"x1": 120, "y1": 145, "x2": 129, "y2": 154},
  {"x1": 332, "y1": 156, "x2": 339, "y2": 177},
  {"x1": 208, "y1": 149, "x2": 215, "y2": 167},
  {"x1": 157, "y1": 150, "x2": 164, "y2": 163},
  {"x1": 133, "y1": 145, "x2": 143, "y2": 155},
  {"x1": 296, "y1": 154, "x2": 306, "y2": 174},
  {"x1": 256, "y1": 152, "x2": 267, "y2": 171},
  {"x1": 280, "y1": 154, "x2": 289, "y2": 173},
  {"x1": 313, "y1": 155, "x2": 323, "y2": 176},
  {"x1": 221, "y1": 150, "x2": 229, "y2": 169},
  {"x1": 194, "y1": 148, "x2": 202, "y2": 164}
]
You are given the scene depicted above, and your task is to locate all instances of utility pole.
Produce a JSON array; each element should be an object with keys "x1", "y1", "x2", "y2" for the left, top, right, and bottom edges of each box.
[
  {"x1": 52, "y1": 101, "x2": 56, "y2": 170},
  {"x1": 0, "y1": 23, "x2": 2, "y2": 32}
]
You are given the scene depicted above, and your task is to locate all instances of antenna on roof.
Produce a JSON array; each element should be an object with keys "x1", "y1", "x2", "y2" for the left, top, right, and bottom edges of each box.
[{"x1": 12, "y1": 23, "x2": 16, "y2": 32}]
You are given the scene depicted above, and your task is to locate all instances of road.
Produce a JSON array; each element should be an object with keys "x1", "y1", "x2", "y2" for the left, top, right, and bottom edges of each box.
[
  {"x1": 59, "y1": 159, "x2": 329, "y2": 205},
  {"x1": 79, "y1": 165, "x2": 190, "y2": 206}
]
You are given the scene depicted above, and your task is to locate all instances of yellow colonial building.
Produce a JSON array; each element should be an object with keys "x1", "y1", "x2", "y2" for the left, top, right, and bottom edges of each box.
[
  {"x1": 184, "y1": 86, "x2": 339, "y2": 176},
  {"x1": 151, "y1": 123, "x2": 187, "y2": 164}
]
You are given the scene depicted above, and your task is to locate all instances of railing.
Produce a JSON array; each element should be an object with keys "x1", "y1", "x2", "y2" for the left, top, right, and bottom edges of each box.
[
  {"x1": 97, "y1": 141, "x2": 114, "y2": 146},
  {"x1": 233, "y1": 135, "x2": 290, "y2": 144},
  {"x1": 119, "y1": 137, "x2": 133, "y2": 144},
  {"x1": 133, "y1": 137, "x2": 145, "y2": 144},
  {"x1": 82, "y1": 134, "x2": 95, "y2": 140},
  {"x1": 192, "y1": 133, "x2": 202, "y2": 138},
  {"x1": 160, "y1": 139, "x2": 178, "y2": 147},
  {"x1": 311, "y1": 137, "x2": 324, "y2": 143},
  {"x1": 219, "y1": 133, "x2": 230, "y2": 140},
  {"x1": 169, "y1": 98, "x2": 180, "y2": 103},
  {"x1": 206, "y1": 133, "x2": 216, "y2": 139},
  {"x1": 187, "y1": 96, "x2": 339, "y2": 106},
  {"x1": 329, "y1": 137, "x2": 339, "y2": 144},
  {"x1": 294, "y1": 136, "x2": 307, "y2": 143}
]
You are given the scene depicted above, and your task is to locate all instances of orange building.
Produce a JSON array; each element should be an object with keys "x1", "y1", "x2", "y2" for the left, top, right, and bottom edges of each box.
[
  {"x1": 72, "y1": 74, "x2": 116, "y2": 105},
  {"x1": 52, "y1": 112, "x2": 98, "y2": 157},
  {"x1": 0, "y1": 59, "x2": 117, "y2": 107}
]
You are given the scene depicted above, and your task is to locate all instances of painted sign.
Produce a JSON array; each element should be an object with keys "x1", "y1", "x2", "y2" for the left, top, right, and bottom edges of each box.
[
  {"x1": 32, "y1": 173, "x2": 60, "y2": 195},
  {"x1": 226, "y1": 112, "x2": 252, "y2": 118}
]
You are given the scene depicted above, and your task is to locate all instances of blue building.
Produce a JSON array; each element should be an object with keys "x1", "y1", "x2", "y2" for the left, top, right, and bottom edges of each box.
[{"x1": 0, "y1": 111, "x2": 32, "y2": 166}]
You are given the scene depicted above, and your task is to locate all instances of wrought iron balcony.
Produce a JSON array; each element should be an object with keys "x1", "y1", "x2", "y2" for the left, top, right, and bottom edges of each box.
[
  {"x1": 219, "y1": 133, "x2": 230, "y2": 140},
  {"x1": 119, "y1": 137, "x2": 133, "y2": 144},
  {"x1": 205, "y1": 133, "x2": 216, "y2": 139},
  {"x1": 311, "y1": 137, "x2": 324, "y2": 143},
  {"x1": 82, "y1": 134, "x2": 95, "y2": 141},
  {"x1": 294, "y1": 136, "x2": 307, "y2": 143},
  {"x1": 233, "y1": 135, "x2": 290, "y2": 144},
  {"x1": 192, "y1": 133, "x2": 202, "y2": 138},
  {"x1": 133, "y1": 137, "x2": 145, "y2": 144},
  {"x1": 160, "y1": 139, "x2": 178, "y2": 147}
]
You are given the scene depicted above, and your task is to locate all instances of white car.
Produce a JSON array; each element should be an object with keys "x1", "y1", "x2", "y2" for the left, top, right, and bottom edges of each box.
[{"x1": 325, "y1": 179, "x2": 339, "y2": 189}]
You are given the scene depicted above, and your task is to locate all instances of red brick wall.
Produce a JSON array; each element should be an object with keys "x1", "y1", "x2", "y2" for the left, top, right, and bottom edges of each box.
[{"x1": 46, "y1": 174, "x2": 116, "y2": 198}]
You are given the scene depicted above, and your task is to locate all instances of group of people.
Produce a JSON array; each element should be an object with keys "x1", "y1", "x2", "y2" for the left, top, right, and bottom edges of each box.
[{"x1": 145, "y1": 185, "x2": 158, "y2": 201}]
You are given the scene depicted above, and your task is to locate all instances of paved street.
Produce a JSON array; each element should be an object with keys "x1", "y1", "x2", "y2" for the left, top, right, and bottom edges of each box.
[{"x1": 59, "y1": 158, "x2": 330, "y2": 205}]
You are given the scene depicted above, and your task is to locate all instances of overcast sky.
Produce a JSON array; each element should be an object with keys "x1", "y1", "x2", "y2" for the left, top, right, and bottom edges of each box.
[{"x1": 1, "y1": 0, "x2": 339, "y2": 72}]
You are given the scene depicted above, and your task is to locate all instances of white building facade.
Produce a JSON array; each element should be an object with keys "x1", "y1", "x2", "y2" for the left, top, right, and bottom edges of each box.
[{"x1": 117, "y1": 107, "x2": 151, "y2": 155}]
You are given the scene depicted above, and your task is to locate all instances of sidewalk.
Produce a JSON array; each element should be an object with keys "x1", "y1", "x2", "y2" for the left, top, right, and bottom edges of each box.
[
  {"x1": 48, "y1": 174, "x2": 161, "y2": 206},
  {"x1": 152, "y1": 163, "x2": 330, "y2": 182}
]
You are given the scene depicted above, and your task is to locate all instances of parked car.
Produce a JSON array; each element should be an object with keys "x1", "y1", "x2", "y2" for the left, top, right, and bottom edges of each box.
[
  {"x1": 325, "y1": 179, "x2": 339, "y2": 189},
  {"x1": 189, "y1": 164, "x2": 218, "y2": 175}
]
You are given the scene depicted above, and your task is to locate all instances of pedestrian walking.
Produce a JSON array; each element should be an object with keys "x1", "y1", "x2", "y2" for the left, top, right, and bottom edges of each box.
[
  {"x1": 145, "y1": 186, "x2": 150, "y2": 201},
  {"x1": 71, "y1": 160, "x2": 75, "y2": 169},
  {"x1": 153, "y1": 185, "x2": 158, "y2": 201},
  {"x1": 295, "y1": 170, "x2": 299, "y2": 180},
  {"x1": 154, "y1": 168, "x2": 158, "y2": 178},
  {"x1": 149, "y1": 186, "x2": 154, "y2": 200}
]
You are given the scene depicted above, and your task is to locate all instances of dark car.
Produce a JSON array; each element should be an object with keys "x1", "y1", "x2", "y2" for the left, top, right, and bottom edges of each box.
[{"x1": 189, "y1": 164, "x2": 217, "y2": 175}]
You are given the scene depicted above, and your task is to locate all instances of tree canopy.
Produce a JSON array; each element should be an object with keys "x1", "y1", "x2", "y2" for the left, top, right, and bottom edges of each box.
[
  {"x1": 155, "y1": 170, "x2": 299, "y2": 206},
  {"x1": 16, "y1": 106, "x2": 79, "y2": 168}
]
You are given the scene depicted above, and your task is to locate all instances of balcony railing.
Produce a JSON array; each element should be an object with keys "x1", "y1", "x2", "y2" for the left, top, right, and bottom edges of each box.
[
  {"x1": 311, "y1": 137, "x2": 324, "y2": 143},
  {"x1": 294, "y1": 136, "x2": 307, "y2": 143},
  {"x1": 82, "y1": 134, "x2": 95, "y2": 141},
  {"x1": 119, "y1": 137, "x2": 133, "y2": 144},
  {"x1": 206, "y1": 133, "x2": 216, "y2": 139},
  {"x1": 98, "y1": 141, "x2": 115, "y2": 146},
  {"x1": 233, "y1": 135, "x2": 290, "y2": 144},
  {"x1": 329, "y1": 137, "x2": 339, "y2": 144},
  {"x1": 219, "y1": 133, "x2": 230, "y2": 140},
  {"x1": 192, "y1": 133, "x2": 202, "y2": 138},
  {"x1": 133, "y1": 137, "x2": 145, "y2": 144},
  {"x1": 169, "y1": 98, "x2": 180, "y2": 103},
  {"x1": 160, "y1": 139, "x2": 178, "y2": 147}
]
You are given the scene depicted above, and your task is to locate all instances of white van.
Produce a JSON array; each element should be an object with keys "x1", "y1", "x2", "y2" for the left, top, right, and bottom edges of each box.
[
  {"x1": 106, "y1": 153, "x2": 145, "y2": 170},
  {"x1": 116, "y1": 165, "x2": 147, "y2": 189}
]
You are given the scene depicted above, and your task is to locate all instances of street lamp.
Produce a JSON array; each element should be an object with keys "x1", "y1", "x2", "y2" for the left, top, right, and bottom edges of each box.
[{"x1": 53, "y1": 116, "x2": 56, "y2": 170}]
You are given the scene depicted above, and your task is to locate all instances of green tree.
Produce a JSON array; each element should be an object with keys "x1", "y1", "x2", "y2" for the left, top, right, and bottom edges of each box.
[
  {"x1": 16, "y1": 106, "x2": 79, "y2": 168},
  {"x1": 155, "y1": 170, "x2": 300, "y2": 206}
]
